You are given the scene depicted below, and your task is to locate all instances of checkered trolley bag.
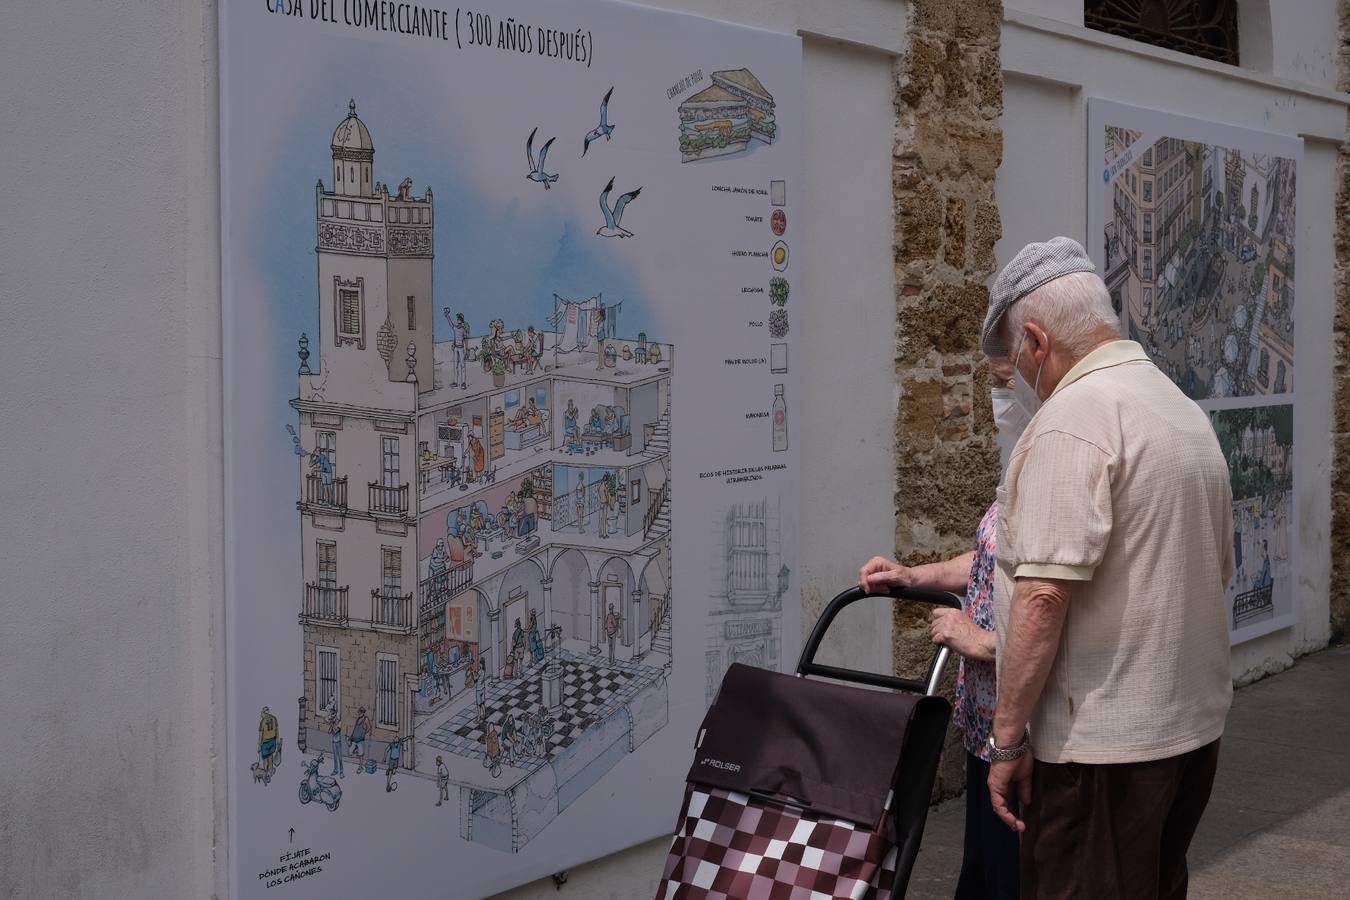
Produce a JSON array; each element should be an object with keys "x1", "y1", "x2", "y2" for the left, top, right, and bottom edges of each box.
[{"x1": 658, "y1": 586, "x2": 958, "y2": 900}]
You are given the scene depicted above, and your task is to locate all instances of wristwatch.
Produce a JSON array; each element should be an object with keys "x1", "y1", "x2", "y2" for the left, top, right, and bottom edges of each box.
[{"x1": 987, "y1": 728, "x2": 1031, "y2": 762}]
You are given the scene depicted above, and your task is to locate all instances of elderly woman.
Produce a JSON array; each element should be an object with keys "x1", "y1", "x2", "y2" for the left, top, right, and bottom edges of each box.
[{"x1": 859, "y1": 357, "x2": 1027, "y2": 900}]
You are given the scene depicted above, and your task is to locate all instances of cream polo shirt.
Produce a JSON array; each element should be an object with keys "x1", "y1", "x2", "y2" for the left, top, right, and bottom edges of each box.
[{"x1": 994, "y1": 340, "x2": 1234, "y2": 765}]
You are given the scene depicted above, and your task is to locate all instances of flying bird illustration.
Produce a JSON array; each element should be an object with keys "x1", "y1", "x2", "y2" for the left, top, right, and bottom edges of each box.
[
  {"x1": 596, "y1": 177, "x2": 642, "y2": 238},
  {"x1": 582, "y1": 87, "x2": 616, "y2": 157},
  {"x1": 526, "y1": 127, "x2": 558, "y2": 189}
]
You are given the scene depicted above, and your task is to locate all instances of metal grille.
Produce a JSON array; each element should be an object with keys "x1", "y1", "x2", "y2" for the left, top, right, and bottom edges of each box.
[
  {"x1": 317, "y1": 648, "x2": 338, "y2": 710},
  {"x1": 1084, "y1": 1, "x2": 1239, "y2": 66},
  {"x1": 377, "y1": 655, "x2": 399, "y2": 728}
]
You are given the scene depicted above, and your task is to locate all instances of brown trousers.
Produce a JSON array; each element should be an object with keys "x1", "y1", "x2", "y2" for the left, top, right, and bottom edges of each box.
[{"x1": 1021, "y1": 740, "x2": 1220, "y2": 900}]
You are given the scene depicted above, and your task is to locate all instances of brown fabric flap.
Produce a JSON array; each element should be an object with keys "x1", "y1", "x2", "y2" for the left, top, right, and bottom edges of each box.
[{"x1": 687, "y1": 663, "x2": 923, "y2": 828}]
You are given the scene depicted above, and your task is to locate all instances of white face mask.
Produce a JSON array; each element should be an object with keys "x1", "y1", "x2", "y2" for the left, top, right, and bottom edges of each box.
[
  {"x1": 988, "y1": 388, "x2": 1026, "y2": 472},
  {"x1": 990, "y1": 388, "x2": 1031, "y2": 471},
  {"x1": 1011, "y1": 331, "x2": 1046, "y2": 415}
]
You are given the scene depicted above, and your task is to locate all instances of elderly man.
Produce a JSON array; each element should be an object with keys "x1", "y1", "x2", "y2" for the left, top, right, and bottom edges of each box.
[{"x1": 981, "y1": 237, "x2": 1233, "y2": 900}]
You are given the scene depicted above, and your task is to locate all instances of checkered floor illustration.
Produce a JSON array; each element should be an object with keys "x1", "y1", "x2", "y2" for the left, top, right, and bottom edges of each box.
[{"x1": 424, "y1": 650, "x2": 664, "y2": 766}]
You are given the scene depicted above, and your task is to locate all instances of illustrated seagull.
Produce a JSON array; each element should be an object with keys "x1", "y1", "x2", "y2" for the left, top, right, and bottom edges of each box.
[
  {"x1": 596, "y1": 177, "x2": 642, "y2": 238},
  {"x1": 582, "y1": 87, "x2": 615, "y2": 158},
  {"x1": 526, "y1": 127, "x2": 558, "y2": 189}
]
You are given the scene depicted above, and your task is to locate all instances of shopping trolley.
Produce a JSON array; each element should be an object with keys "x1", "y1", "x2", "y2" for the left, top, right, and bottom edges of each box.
[{"x1": 657, "y1": 585, "x2": 960, "y2": 899}]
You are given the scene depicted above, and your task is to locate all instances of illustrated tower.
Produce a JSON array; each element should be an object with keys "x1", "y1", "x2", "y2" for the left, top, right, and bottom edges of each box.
[{"x1": 294, "y1": 100, "x2": 434, "y2": 764}]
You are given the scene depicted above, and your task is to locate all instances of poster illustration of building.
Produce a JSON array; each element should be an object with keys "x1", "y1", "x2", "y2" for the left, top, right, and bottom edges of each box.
[
  {"x1": 1087, "y1": 99, "x2": 1300, "y2": 644},
  {"x1": 221, "y1": 2, "x2": 800, "y2": 897}
]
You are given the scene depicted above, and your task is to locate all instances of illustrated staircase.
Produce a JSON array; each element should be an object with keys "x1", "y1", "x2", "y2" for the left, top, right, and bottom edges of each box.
[
  {"x1": 645, "y1": 482, "x2": 671, "y2": 541},
  {"x1": 651, "y1": 604, "x2": 672, "y2": 657},
  {"x1": 644, "y1": 405, "x2": 671, "y2": 457}
]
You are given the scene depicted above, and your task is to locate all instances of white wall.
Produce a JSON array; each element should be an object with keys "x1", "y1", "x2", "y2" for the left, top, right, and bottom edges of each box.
[
  {"x1": 996, "y1": 4, "x2": 1346, "y2": 682},
  {"x1": 0, "y1": 1, "x2": 223, "y2": 899}
]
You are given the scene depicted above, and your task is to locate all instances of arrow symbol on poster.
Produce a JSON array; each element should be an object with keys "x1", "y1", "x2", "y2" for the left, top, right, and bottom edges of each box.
[{"x1": 289, "y1": 828, "x2": 295, "y2": 844}]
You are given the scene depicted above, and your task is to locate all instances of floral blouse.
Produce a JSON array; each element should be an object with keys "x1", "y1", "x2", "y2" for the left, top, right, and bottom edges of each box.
[{"x1": 953, "y1": 501, "x2": 999, "y2": 762}]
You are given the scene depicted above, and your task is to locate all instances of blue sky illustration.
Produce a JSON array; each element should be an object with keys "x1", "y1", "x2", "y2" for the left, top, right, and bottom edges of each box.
[{"x1": 247, "y1": 57, "x2": 653, "y2": 427}]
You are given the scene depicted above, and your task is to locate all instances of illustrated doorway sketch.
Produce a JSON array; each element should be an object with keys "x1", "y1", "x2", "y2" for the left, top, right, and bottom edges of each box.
[{"x1": 705, "y1": 496, "x2": 787, "y2": 705}]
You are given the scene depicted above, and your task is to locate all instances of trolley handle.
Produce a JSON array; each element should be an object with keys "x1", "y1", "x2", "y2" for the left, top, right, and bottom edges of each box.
[{"x1": 796, "y1": 585, "x2": 962, "y2": 697}]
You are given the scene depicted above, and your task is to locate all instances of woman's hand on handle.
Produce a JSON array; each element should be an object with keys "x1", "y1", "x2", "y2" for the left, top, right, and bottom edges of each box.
[{"x1": 858, "y1": 557, "x2": 917, "y2": 594}]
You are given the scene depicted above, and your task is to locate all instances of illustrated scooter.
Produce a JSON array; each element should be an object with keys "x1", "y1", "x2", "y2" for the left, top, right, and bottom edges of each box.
[{"x1": 299, "y1": 753, "x2": 342, "y2": 811}]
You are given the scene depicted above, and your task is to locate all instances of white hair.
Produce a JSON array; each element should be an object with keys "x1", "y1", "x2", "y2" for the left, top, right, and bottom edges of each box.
[{"x1": 1001, "y1": 271, "x2": 1120, "y2": 358}]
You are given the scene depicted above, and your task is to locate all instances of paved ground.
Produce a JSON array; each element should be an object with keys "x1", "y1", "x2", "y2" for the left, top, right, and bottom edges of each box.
[{"x1": 908, "y1": 643, "x2": 1350, "y2": 899}]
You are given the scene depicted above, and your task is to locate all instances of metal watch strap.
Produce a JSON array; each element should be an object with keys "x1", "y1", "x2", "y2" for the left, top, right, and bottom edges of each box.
[{"x1": 987, "y1": 728, "x2": 1030, "y2": 762}]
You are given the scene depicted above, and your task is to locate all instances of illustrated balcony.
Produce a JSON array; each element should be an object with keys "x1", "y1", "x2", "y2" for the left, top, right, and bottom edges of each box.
[
  {"x1": 371, "y1": 589, "x2": 415, "y2": 634},
  {"x1": 368, "y1": 482, "x2": 410, "y2": 517},
  {"x1": 301, "y1": 583, "x2": 349, "y2": 627},
  {"x1": 418, "y1": 561, "x2": 474, "y2": 618},
  {"x1": 304, "y1": 473, "x2": 349, "y2": 512}
]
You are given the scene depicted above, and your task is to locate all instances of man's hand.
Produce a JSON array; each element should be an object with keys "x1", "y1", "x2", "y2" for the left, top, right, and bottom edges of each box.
[
  {"x1": 988, "y1": 754, "x2": 1033, "y2": 832},
  {"x1": 858, "y1": 557, "x2": 916, "y2": 593},
  {"x1": 929, "y1": 607, "x2": 986, "y2": 659}
]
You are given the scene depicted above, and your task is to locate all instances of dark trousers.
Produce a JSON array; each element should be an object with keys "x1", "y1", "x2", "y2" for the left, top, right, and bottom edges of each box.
[
  {"x1": 956, "y1": 752, "x2": 1021, "y2": 900},
  {"x1": 1021, "y1": 740, "x2": 1220, "y2": 900}
]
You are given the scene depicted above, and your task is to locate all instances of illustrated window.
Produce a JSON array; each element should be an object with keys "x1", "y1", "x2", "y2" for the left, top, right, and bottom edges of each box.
[
  {"x1": 317, "y1": 541, "x2": 337, "y2": 589},
  {"x1": 376, "y1": 654, "x2": 399, "y2": 729},
  {"x1": 333, "y1": 276, "x2": 365, "y2": 348},
  {"x1": 407, "y1": 295, "x2": 416, "y2": 330},
  {"x1": 382, "y1": 437, "x2": 400, "y2": 488},
  {"x1": 382, "y1": 546, "x2": 402, "y2": 595},
  {"x1": 317, "y1": 646, "x2": 339, "y2": 712}
]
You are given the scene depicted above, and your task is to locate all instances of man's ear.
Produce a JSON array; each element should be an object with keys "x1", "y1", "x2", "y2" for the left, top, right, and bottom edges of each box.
[{"x1": 1025, "y1": 321, "x2": 1051, "y2": 366}]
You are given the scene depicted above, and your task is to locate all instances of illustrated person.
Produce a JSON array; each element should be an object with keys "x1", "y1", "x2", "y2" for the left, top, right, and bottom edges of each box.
[
  {"x1": 469, "y1": 654, "x2": 487, "y2": 718},
  {"x1": 326, "y1": 699, "x2": 344, "y2": 778},
  {"x1": 447, "y1": 310, "x2": 470, "y2": 388},
  {"x1": 349, "y1": 706, "x2": 370, "y2": 765},
  {"x1": 429, "y1": 538, "x2": 449, "y2": 596},
  {"x1": 501, "y1": 712, "x2": 518, "y2": 766},
  {"x1": 858, "y1": 356, "x2": 1024, "y2": 899},
  {"x1": 592, "y1": 306, "x2": 607, "y2": 371},
  {"x1": 257, "y1": 706, "x2": 280, "y2": 781},
  {"x1": 484, "y1": 724, "x2": 503, "y2": 778},
  {"x1": 528, "y1": 609, "x2": 544, "y2": 664},
  {"x1": 384, "y1": 737, "x2": 402, "y2": 793},
  {"x1": 574, "y1": 474, "x2": 587, "y2": 533},
  {"x1": 564, "y1": 399, "x2": 580, "y2": 451},
  {"x1": 511, "y1": 617, "x2": 527, "y2": 669},
  {"x1": 978, "y1": 238, "x2": 1233, "y2": 898},
  {"x1": 523, "y1": 325, "x2": 542, "y2": 372},
  {"x1": 308, "y1": 448, "x2": 334, "y2": 504},
  {"x1": 1257, "y1": 539, "x2": 1272, "y2": 589},
  {"x1": 435, "y1": 755, "x2": 450, "y2": 807},
  {"x1": 604, "y1": 603, "x2": 622, "y2": 664},
  {"x1": 597, "y1": 472, "x2": 613, "y2": 540},
  {"x1": 468, "y1": 433, "x2": 486, "y2": 481}
]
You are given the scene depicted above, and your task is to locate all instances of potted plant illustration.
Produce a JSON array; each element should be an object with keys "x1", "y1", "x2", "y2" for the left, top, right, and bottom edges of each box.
[{"x1": 491, "y1": 353, "x2": 507, "y2": 388}]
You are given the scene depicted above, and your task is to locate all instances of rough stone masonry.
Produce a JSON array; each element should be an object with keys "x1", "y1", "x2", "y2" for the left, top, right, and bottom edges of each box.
[
  {"x1": 1330, "y1": 0, "x2": 1350, "y2": 640},
  {"x1": 892, "y1": 0, "x2": 1004, "y2": 798}
]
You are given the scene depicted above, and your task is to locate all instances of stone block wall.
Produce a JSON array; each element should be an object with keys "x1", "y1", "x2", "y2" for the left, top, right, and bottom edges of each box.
[{"x1": 892, "y1": 0, "x2": 1005, "y2": 798}]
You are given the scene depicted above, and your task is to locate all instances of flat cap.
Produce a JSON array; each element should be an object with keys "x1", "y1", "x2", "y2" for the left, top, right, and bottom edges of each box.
[{"x1": 980, "y1": 236, "x2": 1097, "y2": 358}]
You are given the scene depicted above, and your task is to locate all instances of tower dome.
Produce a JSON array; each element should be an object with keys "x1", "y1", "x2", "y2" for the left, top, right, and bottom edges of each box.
[
  {"x1": 332, "y1": 99, "x2": 374, "y2": 154},
  {"x1": 331, "y1": 99, "x2": 373, "y2": 197}
]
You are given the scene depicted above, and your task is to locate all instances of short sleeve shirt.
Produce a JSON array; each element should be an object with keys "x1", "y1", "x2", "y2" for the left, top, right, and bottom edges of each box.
[{"x1": 993, "y1": 341, "x2": 1234, "y2": 764}]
